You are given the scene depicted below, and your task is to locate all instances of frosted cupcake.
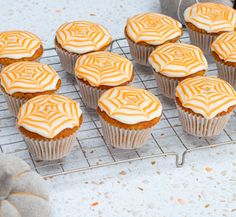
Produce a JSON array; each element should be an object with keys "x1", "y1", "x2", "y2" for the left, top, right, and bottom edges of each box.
[
  {"x1": 55, "y1": 21, "x2": 112, "y2": 74},
  {"x1": 75, "y1": 51, "x2": 134, "y2": 109},
  {"x1": 0, "y1": 61, "x2": 61, "y2": 116},
  {"x1": 149, "y1": 43, "x2": 208, "y2": 99},
  {"x1": 0, "y1": 31, "x2": 43, "y2": 70},
  {"x1": 125, "y1": 12, "x2": 182, "y2": 66},
  {"x1": 17, "y1": 94, "x2": 83, "y2": 160},
  {"x1": 176, "y1": 76, "x2": 236, "y2": 137},
  {"x1": 211, "y1": 32, "x2": 236, "y2": 88},
  {"x1": 184, "y1": 3, "x2": 236, "y2": 56},
  {"x1": 98, "y1": 86, "x2": 162, "y2": 149}
]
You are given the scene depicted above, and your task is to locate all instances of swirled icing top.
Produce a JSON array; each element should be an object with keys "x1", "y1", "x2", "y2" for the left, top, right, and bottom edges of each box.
[
  {"x1": 98, "y1": 86, "x2": 162, "y2": 124},
  {"x1": 0, "y1": 61, "x2": 61, "y2": 94},
  {"x1": 75, "y1": 51, "x2": 134, "y2": 87},
  {"x1": 176, "y1": 76, "x2": 236, "y2": 119},
  {"x1": 56, "y1": 21, "x2": 112, "y2": 54},
  {"x1": 0, "y1": 31, "x2": 42, "y2": 59},
  {"x1": 17, "y1": 94, "x2": 82, "y2": 138},
  {"x1": 184, "y1": 3, "x2": 236, "y2": 33},
  {"x1": 149, "y1": 43, "x2": 208, "y2": 77},
  {"x1": 211, "y1": 32, "x2": 236, "y2": 62},
  {"x1": 126, "y1": 12, "x2": 182, "y2": 45}
]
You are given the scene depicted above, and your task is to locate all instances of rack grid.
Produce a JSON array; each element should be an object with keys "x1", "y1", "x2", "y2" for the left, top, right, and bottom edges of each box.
[{"x1": 0, "y1": 30, "x2": 235, "y2": 178}]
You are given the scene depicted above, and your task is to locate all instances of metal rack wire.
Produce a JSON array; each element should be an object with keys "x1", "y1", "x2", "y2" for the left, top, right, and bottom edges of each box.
[{"x1": 0, "y1": 30, "x2": 235, "y2": 178}]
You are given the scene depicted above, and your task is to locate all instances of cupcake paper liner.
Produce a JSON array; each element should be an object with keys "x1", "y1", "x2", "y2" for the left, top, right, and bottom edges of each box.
[
  {"x1": 99, "y1": 116, "x2": 153, "y2": 149},
  {"x1": 126, "y1": 36, "x2": 155, "y2": 66},
  {"x1": 186, "y1": 26, "x2": 217, "y2": 56},
  {"x1": 35, "y1": 57, "x2": 41, "y2": 63},
  {"x1": 2, "y1": 93, "x2": 27, "y2": 117},
  {"x1": 76, "y1": 78, "x2": 105, "y2": 109},
  {"x1": 154, "y1": 70, "x2": 179, "y2": 99},
  {"x1": 176, "y1": 102, "x2": 232, "y2": 137},
  {"x1": 55, "y1": 44, "x2": 81, "y2": 75},
  {"x1": 0, "y1": 64, "x2": 5, "y2": 72},
  {"x1": 22, "y1": 130, "x2": 78, "y2": 161},
  {"x1": 215, "y1": 60, "x2": 236, "y2": 88}
]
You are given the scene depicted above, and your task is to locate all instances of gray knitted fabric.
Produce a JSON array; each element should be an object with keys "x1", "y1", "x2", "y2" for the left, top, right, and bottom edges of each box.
[
  {"x1": 0, "y1": 153, "x2": 51, "y2": 217},
  {"x1": 160, "y1": 0, "x2": 197, "y2": 23}
]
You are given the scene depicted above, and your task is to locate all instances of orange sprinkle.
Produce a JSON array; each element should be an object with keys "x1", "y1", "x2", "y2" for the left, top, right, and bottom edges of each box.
[{"x1": 90, "y1": 202, "x2": 99, "y2": 207}]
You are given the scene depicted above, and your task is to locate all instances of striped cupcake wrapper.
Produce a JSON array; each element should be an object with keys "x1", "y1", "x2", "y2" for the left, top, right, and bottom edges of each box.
[
  {"x1": 154, "y1": 70, "x2": 179, "y2": 99},
  {"x1": 35, "y1": 57, "x2": 41, "y2": 63},
  {"x1": 215, "y1": 60, "x2": 236, "y2": 89},
  {"x1": 76, "y1": 78, "x2": 105, "y2": 109},
  {"x1": 186, "y1": 26, "x2": 217, "y2": 56},
  {"x1": 176, "y1": 102, "x2": 232, "y2": 137},
  {"x1": 99, "y1": 116, "x2": 153, "y2": 149},
  {"x1": 126, "y1": 36, "x2": 155, "y2": 66},
  {"x1": 55, "y1": 44, "x2": 81, "y2": 75},
  {"x1": 22, "y1": 131, "x2": 78, "y2": 161},
  {"x1": 2, "y1": 93, "x2": 27, "y2": 117},
  {"x1": 0, "y1": 64, "x2": 5, "y2": 72}
]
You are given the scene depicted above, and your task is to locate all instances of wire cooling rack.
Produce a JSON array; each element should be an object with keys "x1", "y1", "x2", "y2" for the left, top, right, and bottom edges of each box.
[{"x1": 0, "y1": 30, "x2": 235, "y2": 178}]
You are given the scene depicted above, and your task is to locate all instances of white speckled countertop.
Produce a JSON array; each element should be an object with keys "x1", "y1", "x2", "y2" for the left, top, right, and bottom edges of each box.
[{"x1": 1, "y1": 1, "x2": 236, "y2": 217}]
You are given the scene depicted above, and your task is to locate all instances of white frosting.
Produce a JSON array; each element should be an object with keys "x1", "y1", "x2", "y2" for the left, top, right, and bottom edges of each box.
[
  {"x1": 211, "y1": 32, "x2": 236, "y2": 62},
  {"x1": 17, "y1": 95, "x2": 82, "y2": 138},
  {"x1": 56, "y1": 21, "x2": 112, "y2": 54},
  {"x1": 0, "y1": 31, "x2": 42, "y2": 59},
  {"x1": 184, "y1": 3, "x2": 236, "y2": 33},
  {"x1": 176, "y1": 76, "x2": 236, "y2": 119},
  {"x1": 126, "y1": 13, "x2": 182, "y2": 45},
  {"x1": 98, "y1": 86, "x2": 162, "y2": 124},
  {"x1": 75, "y1": 51, "x2": 134, "y2": 87},
  {"x1": 149, "y1": 43, "x2": 208, "y2": 77},
  {"x1": 1, "y1": 61, "x2": 60, "y2": 94}
]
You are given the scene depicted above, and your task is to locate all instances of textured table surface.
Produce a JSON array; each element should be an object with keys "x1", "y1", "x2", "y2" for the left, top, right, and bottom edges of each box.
[{"x1": 1, "y1": 1, "x2": 236, "y2": 217}]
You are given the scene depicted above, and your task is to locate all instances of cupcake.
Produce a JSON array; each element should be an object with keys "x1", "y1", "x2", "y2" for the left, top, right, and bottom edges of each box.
[
  {"x1": 0, "y1": 30, "x2": 43, "y2": 70},
  {"x1": 149, "y1": 43, "x2": 208, "y2": 99},
  {"x1": 125, "y1": 12, "x2": 182, "y2": 66},
  {"x1": 176, "y1": 76, "x2": 236, "y2": 137},
  {"x1": 0, "y1": 61, "x2": 61, "y2": 116},
  {"x1": 184, "y1": 3, "x2": 236, "y2": 56},
  {"x1": 17, "y1": 94, "x2": 83, "y2": 160},
  {"x1": 75, "y1": 51, "x2": 134, "y2": 109},
  {"x1": 211, "y1": 32, "x2": 236, "y2": 88},
  {"x1": 55, "y1": 21, "x2": 112, "y2": 75},
  {"x1": 98, "y1": 86, "x2": 162, "y2": 149}
]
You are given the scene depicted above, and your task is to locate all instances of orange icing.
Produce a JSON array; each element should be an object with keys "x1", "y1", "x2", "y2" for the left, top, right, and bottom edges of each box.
[
  {"x1": 176, "y1": 76, "x2": 236, "y2": 118},
  {"x1": 184, "y1": 3, "x2": 236, "y2": 33},
  {"x1": 75, "y1": 51, "x2": 134, "y2": 87},
  {"x1": 1, "y1": 61, "x2": 60, "y2": 94},
  {"x1": 98, "y1": 86, "x2": 162, "y2": 124},
  {"x1": 126, "y1": 12, "x2": 182, "y2": 45},
  {"x1": 0, "y1": 31, "x2": 42, "y2": 59},
  {"x1": 56, "y1": 21, "x2": 112, "y2": 54},
  {"x1": 149, "y1": 43, "x2": 208, "y2": 77},
  {"x1": 17, "y1": 94, "x2": 82, "y2": 138},
  {"x1": 211, "y1": 32, "x2": 236, "y2": 62}
]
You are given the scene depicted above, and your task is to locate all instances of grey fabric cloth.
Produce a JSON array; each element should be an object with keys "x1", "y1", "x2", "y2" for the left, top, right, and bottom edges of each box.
[
  {"x1": 160, "y1": 0, "x2": 197, "y2": 24},
  {"x1": 0, "y1": 153, "x2": 51, "y2": 217}
]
